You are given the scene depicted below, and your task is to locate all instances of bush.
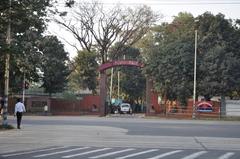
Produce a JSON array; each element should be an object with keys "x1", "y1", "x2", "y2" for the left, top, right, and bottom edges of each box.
[{"x1": 0, "y1": 124, "x2": 15, "y2": 130}]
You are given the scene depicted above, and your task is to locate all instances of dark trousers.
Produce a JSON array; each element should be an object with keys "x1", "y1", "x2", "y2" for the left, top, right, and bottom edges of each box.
[{"x1": 16, "y1": 112, "x2": 23, "y2": 129}]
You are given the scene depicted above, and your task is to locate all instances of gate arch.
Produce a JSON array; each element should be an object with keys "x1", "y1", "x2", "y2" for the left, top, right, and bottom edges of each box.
[{"x1": 98, "y1": 60, "x2": 152, "y2": 116}]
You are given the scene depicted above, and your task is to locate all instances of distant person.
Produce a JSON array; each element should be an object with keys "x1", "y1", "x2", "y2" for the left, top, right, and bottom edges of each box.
[
  {"x1": 0, "y1": 98, "x2": 4, "y2": 115},
  {"x1": 44, "y1": 105, "x2": 48, "y2": 115},
  {"x1": 14, "y1": 98, "x2": 26, "y2": 129}
]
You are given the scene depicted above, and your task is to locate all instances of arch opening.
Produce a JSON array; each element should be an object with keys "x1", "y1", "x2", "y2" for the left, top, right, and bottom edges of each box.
[{"x1": 98, "y1": 60, "x2": 152, "y2": 116}]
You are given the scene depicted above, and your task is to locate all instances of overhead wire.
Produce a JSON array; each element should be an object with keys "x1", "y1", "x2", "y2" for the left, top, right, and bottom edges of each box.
[{"x1": 56, "y1": 1, "x2": 240, "y2": 6}]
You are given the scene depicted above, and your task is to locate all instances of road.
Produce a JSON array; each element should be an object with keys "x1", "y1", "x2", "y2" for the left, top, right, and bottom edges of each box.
[{"x1": 0, "y1": 115, "x2": 240, "y2": 159}]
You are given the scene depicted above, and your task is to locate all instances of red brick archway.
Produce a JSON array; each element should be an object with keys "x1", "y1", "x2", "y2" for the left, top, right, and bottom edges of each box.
[{"x1": 98, "y1": 60, "x2": 153, "y2": 116}]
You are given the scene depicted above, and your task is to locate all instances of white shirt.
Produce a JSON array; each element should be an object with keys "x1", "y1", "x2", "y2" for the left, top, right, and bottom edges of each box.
[
  {"x1": 44, "y1": 105, "x2": 48, "y2": 111},
  {"x1": 15, "y1": 102, "x2": 26, "y2": 114}
]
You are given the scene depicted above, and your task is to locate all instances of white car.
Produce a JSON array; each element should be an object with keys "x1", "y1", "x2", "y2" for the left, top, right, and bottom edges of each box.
[{"x1": 119, "y1": 103, "x2": 132, "y2": 114}]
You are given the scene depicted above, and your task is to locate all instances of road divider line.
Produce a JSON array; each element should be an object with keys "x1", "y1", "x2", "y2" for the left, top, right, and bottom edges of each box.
[
  {"x1": 115, "y1": 149, "x2": 159, "y2": 159},
  {"x1": 2, "y1": 146, "x2": 67, "y2": 157},
  {"x1": 147, "y1": 150, "x2": 183, "y2": 159},
  {"x1": 181, "y1": 151, "x2": 207, "y2": 159},
  {"x1": 89, "y1": 148, "x2": 135, "y2": 159},
  {"x1": 62, "y1": 148, "x2": 111, "y2": 158},
  {"x1": 34, "y1": 147, "x2": 90, "y2": 157},
  {"x1": 218, "y1": 152, "x2": 235, "y2": 159}
]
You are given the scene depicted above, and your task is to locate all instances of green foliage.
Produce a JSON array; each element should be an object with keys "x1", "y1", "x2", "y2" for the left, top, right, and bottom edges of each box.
[
  {"x1": 62, "y1": 91, "x2": 77, "y2": 100},
  {"x1": 197, "y1": 12, "x2": 240, "y2": 98},
  {"x1": 144, "y1": 12, "x2": 195, "y2": 106},
  {"x1": 120, "y1": 67, "x2": 146, "y2": 102},
  {"x1": 39, "y1": 36, "x2": 70, "y2": 95},
  {"x1": 0, "y1": 124, "x2": 15, "y2": 130},
  {"x1": 145, "y1": 12, "x2": 240, "y2": 104},
  {"x1": 109, "y1": 45, "x2": 146, "y2": 102},
  {"x1": 68, "y1": 50, "x2": 98, "y2": 94},
  {"x1": 0, "y1": 0, "x2": 51, "y2": 95}
]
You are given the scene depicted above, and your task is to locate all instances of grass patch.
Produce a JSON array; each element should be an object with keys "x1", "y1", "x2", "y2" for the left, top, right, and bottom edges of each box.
[
  {"x1": 220, "y1": 116, "x2": 240, "y2": 121},
  {"x1": 0, "y1": 124, "x2": 15, "y2": 130}
]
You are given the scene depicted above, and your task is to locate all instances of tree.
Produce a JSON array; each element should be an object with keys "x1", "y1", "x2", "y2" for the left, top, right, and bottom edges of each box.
[
  {"x1": 68, "y1": 50, "x2": 98, "y2": 94},
  {"x1": 108, "y1": 45, "x2": 145, "y2": 104},
  {"x1": 39, "y1": 36, "x2": 70, "y2": 96},
  {"x1": 120, "y1": 67, "x2": 146, "y2": 103},
  {"x1": 144, "y1": 12, "x2": 195, "y2": 106},
  {"x1": 54, "y1": 1, "x2": 159, "y2": 64},
  {"x1": 145, "y1": 12, "x2": 240, "y2": 105},
  {"x1": 196, "y1": 12, "x2": 240, "y2": 99},
  {"x1": 0, "y1": 0, "x2": 52, "y2": 95}
]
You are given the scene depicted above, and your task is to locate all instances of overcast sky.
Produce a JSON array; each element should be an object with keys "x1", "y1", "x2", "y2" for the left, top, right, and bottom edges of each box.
[
  {"x1": 97, "y1": 0, "x2": 240, "y2": 21},
  {"x1": 47, "y1": 0, "x2": 240, "y2": 58}
]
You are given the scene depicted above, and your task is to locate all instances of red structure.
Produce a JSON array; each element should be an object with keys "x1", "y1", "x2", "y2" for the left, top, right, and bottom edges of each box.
[
  {"x1": 99, "y1": 60, "x2": 144, "y2": 71},
  {"x1": 98, "y1": 60, "x2": 145, "y2": 116},
  {"x1": 50, "y1": 95, "x2": 100, "y2": 115}
]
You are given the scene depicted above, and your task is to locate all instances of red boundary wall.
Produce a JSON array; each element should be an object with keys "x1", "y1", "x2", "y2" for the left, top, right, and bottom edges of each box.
[
  {"x1": 50, "y1": 95, "x2": 100, "y2": 115},
  {"x1": 7, "y1": 95, "x2": 101, "y2": 116},
  {"x1": 148, "y1": 92, "x2": 220, "y2": 119}
]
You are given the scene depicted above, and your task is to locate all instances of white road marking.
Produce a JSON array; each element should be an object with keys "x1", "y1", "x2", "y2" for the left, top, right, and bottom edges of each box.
[
  {"x1": 147, "y1": 150, "x2": 183, "y2": 159},
  {"x1": 181, "y1": 151, "x2": 207, "y2": 159},
  {"x1": 218, "y1": 152, "x2": 235, "y2": 159},
  {"x1": 62, "y1": 148, "x2": 111, "y2": 158},
  {"x1": 34, "y1": 147, "x2": 90, "y2": 157},
  {"x1": 115, "y1": 149, "x2": 159, "y2": 159},
  {"x1": 89, "y1": 148, "x2": 135, "y2": 159},
  {"x1": 2, "y1": 146, "x2": 67, "y2": 157}
]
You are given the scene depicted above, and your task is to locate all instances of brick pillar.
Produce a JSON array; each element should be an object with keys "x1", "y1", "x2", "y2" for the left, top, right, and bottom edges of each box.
[
  {"x1": 146, "y1": 77, "x2": 153, "y2": 115},
  {"x1": 99, "y1": 71, "x2": 107, "y2": 116}
]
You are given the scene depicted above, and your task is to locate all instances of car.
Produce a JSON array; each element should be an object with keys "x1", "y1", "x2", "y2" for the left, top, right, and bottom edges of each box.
[{"x1": 119, "y1": 103, "x2": 132, "y2": 114}]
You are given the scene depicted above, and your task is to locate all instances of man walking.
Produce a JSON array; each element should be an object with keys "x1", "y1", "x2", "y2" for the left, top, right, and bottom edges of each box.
[
  {"x1": 14, "y1": 98, "x2": 26, "y2": 129},
  {"x1": 0, "y1": 98, "x2": 4, "y2": 115}
]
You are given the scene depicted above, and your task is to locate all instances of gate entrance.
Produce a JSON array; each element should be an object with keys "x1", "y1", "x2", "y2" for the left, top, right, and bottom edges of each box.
[{"x1": 98, "y1": 60, "x2": 153, "y2": 116}]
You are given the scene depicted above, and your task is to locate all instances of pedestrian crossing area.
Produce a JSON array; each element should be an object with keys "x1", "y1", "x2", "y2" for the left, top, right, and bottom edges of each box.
[{"x1": 0, "y1": 146, "x2": 238, "y2": 159}]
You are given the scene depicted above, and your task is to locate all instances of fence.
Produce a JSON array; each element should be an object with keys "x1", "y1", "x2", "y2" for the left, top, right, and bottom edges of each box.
[
  {"x1": 149, "y1": 100, "x2": 221, "y2": 119},
  {"x1": 9, "y1": 95, "x2": 237, "y2": 119}
]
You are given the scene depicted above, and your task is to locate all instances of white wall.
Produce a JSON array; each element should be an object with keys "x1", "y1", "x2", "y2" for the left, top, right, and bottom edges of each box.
[{"x1": 226, "y1": 100, "x2": 240, "y2": 117}]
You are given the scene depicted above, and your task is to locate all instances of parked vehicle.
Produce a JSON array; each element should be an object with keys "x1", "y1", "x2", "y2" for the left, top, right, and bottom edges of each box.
[{"x1": 119, "y1": 103, "x2": 132, "y2": 114}]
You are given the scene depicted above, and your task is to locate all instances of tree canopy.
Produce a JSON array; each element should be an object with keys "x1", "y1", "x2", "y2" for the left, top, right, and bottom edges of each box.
[
  {"x1": 144, "y1": 12, "x2": 240, "y2": 105},
  {"x1": 196, "y1": 12, "x2": 240, "y2": 99},
  {"x1": 0, "y1": 0, "x2": 71, "y2": 96},
  {"x1": 54, "y1": 1, "x2": 159, "y2": 64},
  {"x1": 1, "y1": 0, "x2": 239, "y2": 103},
  {"x1": 68, "y1": 50, "x2": 98, "y2": 94},
  {"x1": 39, "y1": 36, "x2": 70, "y2": 95},
  {"x1": 0, "y1": 0, "x2": 51, "y2": 95},
  {"x1": 109, "y1": 45, "x2": 146, "y2": 103}
]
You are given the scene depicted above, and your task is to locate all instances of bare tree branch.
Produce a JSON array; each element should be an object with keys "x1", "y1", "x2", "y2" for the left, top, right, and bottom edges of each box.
[{"x1": 53, "y1": 1, "x2": 159, "y2": 64}]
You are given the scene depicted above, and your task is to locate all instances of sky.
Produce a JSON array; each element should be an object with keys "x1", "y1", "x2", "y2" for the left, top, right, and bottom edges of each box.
[{"x1": 47, "y1": 0, "x2": 240, "y2": 58}]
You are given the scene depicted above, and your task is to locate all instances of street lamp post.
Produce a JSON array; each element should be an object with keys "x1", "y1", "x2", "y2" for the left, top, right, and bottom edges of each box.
[{"x1": 192, "y1": 30, "x2": 198, "y2": 119}]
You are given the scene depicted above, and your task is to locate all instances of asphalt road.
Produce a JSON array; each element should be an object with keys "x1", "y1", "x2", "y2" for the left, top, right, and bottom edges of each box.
[
  {"x1": 0, "y1": 115, "x2": 240, "y2": 159},
  {"x1": 7, "y1": 114, "x2": 240, "y2": 138}
]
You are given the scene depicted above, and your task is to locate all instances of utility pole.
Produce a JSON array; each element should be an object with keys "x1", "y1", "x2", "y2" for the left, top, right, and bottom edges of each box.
[
  {"x1": 2, "y1": 0, "x2": 11, "y2": 127},
  {"x1": 109, "y1": 68, "x2": 113, "y2": 102},
  {"x1": 192, "y1": 30, "x2": 197, "y2": 119},
  {"x1": 22, "y1": 72, "x2": 26, "y2": 103}
]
